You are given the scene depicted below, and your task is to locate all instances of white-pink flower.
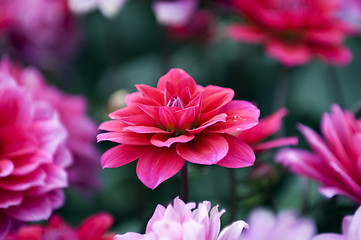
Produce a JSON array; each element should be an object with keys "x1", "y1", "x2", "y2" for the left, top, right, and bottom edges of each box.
[
  {"x1": 242, "y1": 208, "x2": 316, "y2": 240},
  {"x1": 0, "y1": 62, "x2": 70, "y2": 238},
  {"x1": 313, "y1": 206, "x2": 361, "y2": 240},
  {"x1": 68, "y1": 0, "x2": 128, "y2": 18},
  {"x1": 114, "y1": 197, "x2": 248, "y2": 240}
]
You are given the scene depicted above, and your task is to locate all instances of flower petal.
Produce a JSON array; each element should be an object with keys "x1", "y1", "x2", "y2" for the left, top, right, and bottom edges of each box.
[
  {"x1": 0, "y1": 159, "x2": 14, "y2": 177},
  {"x1": 97, "y1": 132, "x2": 152, "y2": 145},
  {"x1": 228, "y1": 24, "x2": 266, "y2": 43},
  {"x1": 157, "y1": 68, "x2": 196, "y2": 93},
  {"x1": 123, "y1": 126, "x2": 168, "y2": 134},
  {"x1": 77, "y1": 213, "x2": 114, "y2": 240},
  {"x1": 151, "y1": 133, "x2": 194, "y2": 147},
  {"x1": 100, "y1": 145, "x2": 145, "y2": 169},
  {"x1": 207, "y1": 101, "x2": 259, "y2": 133},
  {"x1": 176, "y1": 133, "x2": 229, "y2": 165},
  {"x1": 217, "y1": 220, "x2": 248, "y2": 240},
  {"x1": 252, "y1": 137, "x2": 298, "y2": 152},
  {"x1": 266, "y1": 40, "x2": 311, "y2": 66},
  {"x1": 0, "y1": 214, "x2": 10, "y2": 240},
  {"x1": 216, "y1": 134, "x2": 255, "y2": 168},
  {"x1": 136, "y1": 146, "x2": 185, "y2": 189}
]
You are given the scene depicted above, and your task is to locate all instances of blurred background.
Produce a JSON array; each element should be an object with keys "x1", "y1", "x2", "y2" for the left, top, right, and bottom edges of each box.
[{"x1": 1, "y1": 0, "x2": 361, "y2": 236}]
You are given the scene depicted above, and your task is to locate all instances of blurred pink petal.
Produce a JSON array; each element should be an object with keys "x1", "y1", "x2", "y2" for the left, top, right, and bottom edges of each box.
[
  {"x1": 237, "y1": 108, "x2": 297, "y2": 152},
  {"x1": 276, "y1": 104, "x2": 361, "y2": 203},
  {"x1": 6, "y1": 212, "x2": 115, "y2": 240},
  {"x1": 98, "y1": 68, "x2": 259, "y2": 188}
]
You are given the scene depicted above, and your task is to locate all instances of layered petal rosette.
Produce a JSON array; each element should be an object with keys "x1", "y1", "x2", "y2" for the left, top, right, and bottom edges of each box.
[
  {"x1": 0, "y1": 69, "x2": 70, "y2": 237},
  {"x1": 98, "y1": 68, "x2": 260, "y2": 189},
  {"x1": 276, "y1": 104, "x2": 361, "y2": 203},
  {"x1": 228, "y1": 0, "x2": 356, "y2": 66},
  {"x1": 242, "y1": 208, "x2": 316, "y2": 240},
  {"x1": 6, "y1": 212, "x2": 114, "y2": 240},
  {"x1": 312, "y1": 206, "x2": 361, "y2": 240},
  {"x1": 236, "y1": 108, "x2": 298, "y2": 152},
  {"x1": 0, "y1": 58, "x2": 100, "y2": 192},
  {"x1": 114, "y1": 197, "x2": 248, "y2": 240}
]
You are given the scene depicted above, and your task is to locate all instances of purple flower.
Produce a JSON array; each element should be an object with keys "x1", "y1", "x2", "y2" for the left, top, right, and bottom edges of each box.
[{"x1": 242, "y1": 208, "x2": 316, "y2": 240}]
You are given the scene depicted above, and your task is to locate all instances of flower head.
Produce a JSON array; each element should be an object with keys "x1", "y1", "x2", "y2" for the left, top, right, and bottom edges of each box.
[
  {"x1": 114, "y1": 197, "x2": 248, "y2": 240},
  {"x1": 98, "y1": 68, "x2": 260, "y2": 189},
  {"x1": 236, "y1": 108, "x2": 298, "y2": 152},
  {"x1": 276, "y1": 104, "x2": 361, "y2": 203},
  {"x1": 0, "y1": 58, "x2": 100, "y2": 193},
  {"x1": 228, "y1": 0, "x2": 356, "y2": 66},
  {"x1": 242, "y1": 208, "x2": 316, "y2": 240},
  {"x1": 0, "y1": 62, "x2": 70, "y2": 238},
  {"x1": 5, "y1": 212, "x2": 114, "y2": 240},
  {"x1": 312, "y1": 205, "x2": 361, "y2": 240},
  {"x1": 0, "y1": 0, "x2": 79, "y2": 67}
]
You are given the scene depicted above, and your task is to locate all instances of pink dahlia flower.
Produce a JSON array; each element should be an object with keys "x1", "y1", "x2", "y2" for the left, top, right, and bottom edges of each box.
[
  {"x1": 312, "y1": 206, "x2": 361, "y2": 240},
  {"x1": 98, "y1": 68, "x2": 260, "y2": 189},
  {"x1": 0, "y1": 58, "x2": 100, "y2": 192},
  {"x1": 6, "y1": 212, "x2": 115, "y2": 240},
  {"x1": 236, "y1": 108, "x2": 298, "y2": 152},
  {"x1": 0, "y1": 0, "x2": 78, "y2": 67},
  {"x1": 114, "y1": 197, "x2": 248, "y2": 240},
  {"x1": 228, "y1": 0, "x2": 356, "y2": 66},
  {"x1": 0, "y1": 68, "x2": 70, "y2": 238},
  {"x1": 242, "y1": 208, "x2": 316, "y2": 240},
  {"x1": 276, "y1": 104, "x2": 361, "y2": 203}
]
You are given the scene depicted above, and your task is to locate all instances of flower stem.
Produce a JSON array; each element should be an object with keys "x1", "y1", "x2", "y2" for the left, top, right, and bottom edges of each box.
[
  {"x1": 229, "y1": 169, "x2": 236, "y2": 222},
  {"x1": 326, "y1": 65, "x2": 345, "y2": 107},
  {"x1": 180, "y1": 162, "x2": 189, "y2": 202},
  {"x1": 273, "y1": 65, "x2": 290, "y2": 112}
]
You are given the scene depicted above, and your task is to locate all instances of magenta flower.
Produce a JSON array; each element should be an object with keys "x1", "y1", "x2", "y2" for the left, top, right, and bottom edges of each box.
[
  {"x1": 6, "y1": 212, "x2": 115, "y2": 240},
  {"x1": 236, "y1": 108, "x2": 298, "y2": 152},
  {"x1": 114, "y1": 197, "x2": 248, "y2": 240},
  {"x1": 228, "y1": 0, "x2": 355, "y2": 66},
  {"x1": 0, "y1": 58, "x2": 100, "y2": 192},
  {"x1": 0, "y1": 0, "x2": 78, "y2": 67},
  {"x1": 276, "y1": 104, "x2": 361, "y2": 203},
  {"x1": 98, "y1": 68, "x2": 260, "y2": 189},
  {"x1": 312, "y1": 206, "x2": 361, "y2": 240},
  {"x1": 242, "y1": 208, "x2": 316, "y2": 240},
  {"x1": 0, "y1": 66, "x2": 70, "y2": 238}
]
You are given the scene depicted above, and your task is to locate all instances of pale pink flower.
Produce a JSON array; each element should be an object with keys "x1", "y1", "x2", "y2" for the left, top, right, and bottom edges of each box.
[
  {"x1": 68, "y1": 0, "x2": 128, "y2": 18},
  {"x1": 312, "y1": 205, "x2": 361, "y2": 240},
  {"x1": 114, "y1": 197, "x2": 248, "y2": 240},
  {"x1": 242, "y1": 208, "x2": 316, "y2": 240},
  {"x1": 5, "y1": 212, "x2": 115, "y2": 240},
  {"x1": 276, "y1": 104, "x2": 361, "y2": 203},
  {"x1": 153, "y1": 0, "x2": 198, "y2": 27},
  {"x1": 0, "y1": 58, "x2": 100, "y2": 192},
  {"x1": 236, "y1": 108, "x2": 298, "y2": 152},
  {"x1": 98, "y1": 68, "x2": 260, "y2": 189},
  {"x1": 0, "y1": 66, "x2": 70, "y2": 238}
]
